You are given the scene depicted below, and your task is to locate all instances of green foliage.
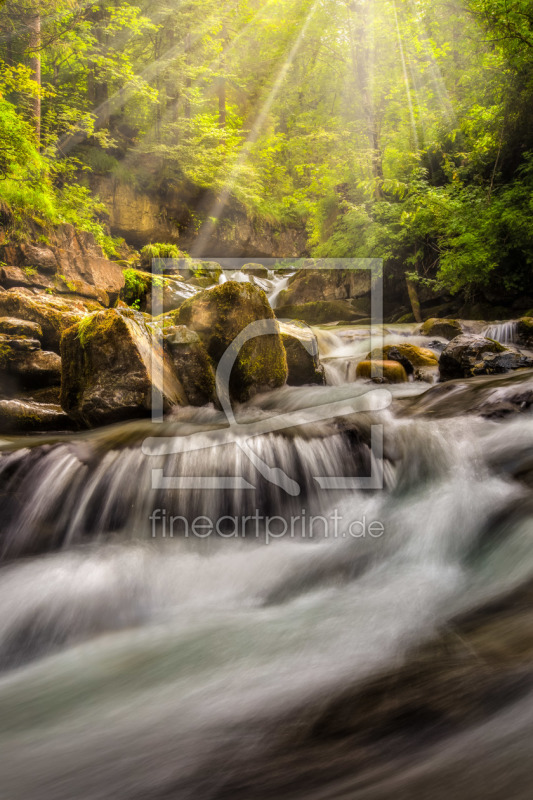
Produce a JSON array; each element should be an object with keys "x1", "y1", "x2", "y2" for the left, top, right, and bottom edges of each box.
[
  {"x1": 1, "y1": 0, "x2": 533, "y2": 303},
  {"x1": 140, "y1": 243, "x2": 182, "y2": 264}
]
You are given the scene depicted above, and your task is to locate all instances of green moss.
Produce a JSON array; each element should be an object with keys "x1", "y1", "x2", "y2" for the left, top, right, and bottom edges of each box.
[
  {"x1": 122, "y1": 268, "x2": 167, "y2": 307},
  {"x1": 140, "y1": 243, "x2": 183, "y2": 269},
  {"x1": 58, "y1": 274, "x2": 78, "y2": 292}
]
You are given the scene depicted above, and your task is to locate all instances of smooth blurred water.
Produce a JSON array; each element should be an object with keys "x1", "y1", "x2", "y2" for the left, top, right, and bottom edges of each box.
[{"x1": 1, "y1": 364, "x2": 533, "y2": 797}]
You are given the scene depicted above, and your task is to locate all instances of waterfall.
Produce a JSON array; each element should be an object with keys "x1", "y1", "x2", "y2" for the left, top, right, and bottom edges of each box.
[
  {"x1": 483, "y1": 320, "x2": 518, "y2": 344},
  {"x1": 268, "y1": 273, "x2": 294, "y2": 309},
  {"x1": 3, "y1": 313, "x2": 533, "y2": 798},
  {"x1": 2, "y1": 382, "x2": 533, "y2": 799}
]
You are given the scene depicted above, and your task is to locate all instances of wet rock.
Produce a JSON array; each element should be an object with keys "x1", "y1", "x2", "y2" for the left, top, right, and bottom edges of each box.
[
  {"x1": 275, "y1": 300, "x2": 363, "y2": 325},
  {"x1": 398, "y1": 369, "x2": 533, "y2": 419},
  {"x1": 367, "y1": 344, "x2": 438, "y2": 376},
  {"x1": 279, "y1": 268, "x2": 370, "y2": 306},
  {"x1": 0, "y1": 335, "x2": 61, "y2": 390},
  {"x1": 0, "y1": 317, "x2": 43, "y2": 339},
  {"x1": 418, "y1": 318, "x2": 463, "y2": 340},
  {"x1": 0, "y1": 398, "x2": 71, "y2": 433},
  {"x1": 177, "y1": 281, "x2": 287, "y2": 402},
  {"x1": 61, "y1": 307, "x2": 186, "y2": 427},
  {"x1": 439, "y1": 335, "x2": 533, "y2": 381},
  {"x1": 356, "y1": 360, "x2": 408, "y2": 383},
  {"x1": 517, "y1": 317, "x2": 533, "y2": 347},
  {"x1": 243, "y1": 263, "x2": 269, "y2": 279},
  {"x1": 0, "y1": 289, "x2": 93, "y2": 352},
  {"x1": 164, "y1": 325, "x2": 217, "y2": 406},
  {"x1": 279, "y1": 321, "x2": 325, "y2": 386}
]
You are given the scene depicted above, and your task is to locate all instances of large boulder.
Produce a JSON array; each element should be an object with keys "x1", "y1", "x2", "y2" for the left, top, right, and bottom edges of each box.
[
  {"x1": 60, "y1": 307, "x2": 186, "y2": 427},
  {"x1": 517, "y1": 317, "x2": 533, "y2": 347},
  {"x1": 279, "y1": 321, "x2": 325, "y2": 386},
  {"x1": 0, "y1": 334, "x2": 61, "y2": 392},
  {"x1": 0, "y1": 289, "x2": 92, "y2": 352},
  {"x1": 176, "y1": 281, "x2": 287, "y2": 402},
  {"x1": 278, "y1": 268, "x2": 370, "y2": 306},
  {"x1": 0, "y1": 225, "x2": 125, "y2": 306},
  {"x1": 367, "y1": 344, "x2": 438, "y2": 375},
  {"x1": 164, "y1": 326, "x2": 217, "y2": 406},
  {"x1": 439, "y1": 335, "x2": 533, "y2": 381},
  {"x1": 417, "y1": 318, "x2": 463, "y2": 340},
  {"x1": 0, "y1": 398, "x2": 71, "y2": 433},
  {"x1": 356, "y1": 360, "x2": 408, "y2": 383},
  {"x1": 275, "y1": 300, "x2": 364, "y2": 325}
]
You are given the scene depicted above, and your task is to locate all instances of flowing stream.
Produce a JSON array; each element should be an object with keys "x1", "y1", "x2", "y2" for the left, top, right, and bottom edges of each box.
[{"x1": 1, "y1": 308, "x2": 533, "y2": 798}]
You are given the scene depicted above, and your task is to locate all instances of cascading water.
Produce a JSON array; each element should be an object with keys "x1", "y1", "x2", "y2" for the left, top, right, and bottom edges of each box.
[
  {"x1": 2, "y1": 354, "x2": 533, "y2": 797},
  {"x1": 483, "y1": 320, "x2": 519, "y2": 344}
]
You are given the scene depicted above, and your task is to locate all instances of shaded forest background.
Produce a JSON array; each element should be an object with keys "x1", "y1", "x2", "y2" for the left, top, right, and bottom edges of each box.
[{"x1": 1, "y1": 0, "x2": 533, "y2": 313}]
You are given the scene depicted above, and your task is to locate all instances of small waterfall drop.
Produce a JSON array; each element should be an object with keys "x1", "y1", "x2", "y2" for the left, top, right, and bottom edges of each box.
[{"x1": 483, "y1": 320, "x2": 518, "y2": 344}]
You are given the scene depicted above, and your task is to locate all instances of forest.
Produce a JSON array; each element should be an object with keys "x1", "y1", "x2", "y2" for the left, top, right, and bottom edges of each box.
[
  {"x1": 4, "y1": 4, "x2": 533, "y2": 799},
  {"x1": 1, "y1": 0, "x2": 533, "y2": 310}
]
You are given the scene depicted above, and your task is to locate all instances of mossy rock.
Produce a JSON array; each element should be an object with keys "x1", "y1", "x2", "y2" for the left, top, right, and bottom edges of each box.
[
  {"x1": 243, "y1": 264, "x2": 269, "y2": 279},
  {"x1": 418, "y1": 318, "x2": 463, "y2": 340},
  {"x1": 0, "y1": 334, "x2": 61, "y2": 391},
  {"x1": 164, "y1": 326, "x2": 217, "y2": 406},
  {"x1": 356, "y1": 360, "x2": 408, "y2": 384},
  {"x1": 281, "y1": 268, "x2": 370, "y2": 306},
  {"x1": 0, "y1": 289, "x2": 90, "y2": 352},
  {"x1": 190, "y1": 260, "x2": 223, "y2": 284},
  {"x1": 279, "y1": 321, "x2": 325, "y2": 386},
  {"x1": 177, "y1": 281, "x2": 287, "y2": 402},
  {"x1": 61, "y1": 307, "x2": 186, "y2": 427},
  {"x1": 275, "y1": 300, "x2": 363, "y2": 325},
  {"x1": 367, "y1": 344, "x2": 438, "y2": 374},
  {"x1": 517, "y1": 317, "x2": 533, "y2": 346},
  {"x1": 0, "y1": 398, "x2": 71, "y2": 433},
  {"x1": 0, "y1": 316, "x2": 43, "y2": 339}
]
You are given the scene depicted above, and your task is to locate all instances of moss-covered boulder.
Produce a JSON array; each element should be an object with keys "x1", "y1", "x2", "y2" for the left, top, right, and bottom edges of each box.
[
  {"x1": 279, "y1": 321, "x2": 325, "y2": 386},
  {"x1": 0, "y1": 316, "x2": 43, "y2": 339},
  {"x1": 367, "y1": 344, "x2": 438, "y2": 375},
  {"x1": 275, "y1": 300, "x2": 363, "y2": 325},
  {"x1": 176, "y1": 281, "x2": 287, "y2": 402},
  {"x1": 60, "y1": 307, "x2": 186, "y2": 427},
  {"x1": 356, "y1": 360, "x2": 408, "y2": 383},
  {"x1": 122, "y1": 269, "x2": 196, "y2": 313},
  {"x1": 164, "y1": 326, "x2": 217, "y2": 406},
  {"x1": 517, "y1": 317, "x2": 533, "y2": 347},
  {"x1": 0, "y1": 399, "x2": 71, "y2": 433},
  {"x1": 0, "y1": 289, "x2": 92, "y2": 351},
  {"x1": 418, "y1": 318, "x2": 463, "y2": 340},
  {"x1": 0, "y1": 334, "x2": 61, "y2": 392},
  {"x1": 439, "y1": 334, "x2": 533, "y2": 381}
]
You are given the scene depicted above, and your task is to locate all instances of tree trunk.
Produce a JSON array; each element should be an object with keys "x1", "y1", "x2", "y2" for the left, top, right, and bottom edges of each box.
[
  {"x1": 28, "y1": 12, "x2": 41, "y2": 147},
  {"x1": 346, "y1": 1, "x2": 383, "y2": 196},
  {"x1": 184, "y1": 32, "x2": 192, "y2": 120},
  {"x1": 406, "y1": 277, "x2": 422, "y2": 323},
  {"x1": 218, "y1": 76, "x2": 226, "y2": 129},
  {"x1": 218, "y1": 24, "x2": 227, "y2": 134}
]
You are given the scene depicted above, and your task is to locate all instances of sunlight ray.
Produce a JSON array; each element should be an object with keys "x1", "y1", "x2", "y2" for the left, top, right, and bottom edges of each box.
[
  {"x1": 191, "y1": 0, "x2": 321, "y2": 257},
  {"x1": 393, "y1": 0, "x2": 419, "y2": 152},
  {"x1": 55, "y1": 0, "x2": 282, "y2": 157}
]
